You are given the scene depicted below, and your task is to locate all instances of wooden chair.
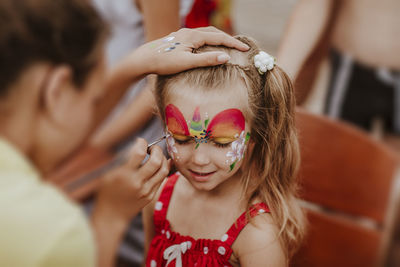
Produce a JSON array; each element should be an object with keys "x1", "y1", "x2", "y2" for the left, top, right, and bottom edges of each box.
[{"x1": 292, "y1": 109, "x2": 400, "y2": 267}]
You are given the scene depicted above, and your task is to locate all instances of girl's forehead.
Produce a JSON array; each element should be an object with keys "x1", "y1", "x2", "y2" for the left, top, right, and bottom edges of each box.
[{"x1": 166, "y1": 86, "x2": 248, "y2": 119}]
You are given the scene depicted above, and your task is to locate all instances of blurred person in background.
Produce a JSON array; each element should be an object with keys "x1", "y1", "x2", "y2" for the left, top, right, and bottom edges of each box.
[
  {"x1": 185, "y1": 0, "x2": 233, "y2": 34},
  {"x1": 277, "y1": 0, "x2": 400, "y2": 145},
  {"x1": 278, "y1": 0, "x2": 400, "y2": 265}
]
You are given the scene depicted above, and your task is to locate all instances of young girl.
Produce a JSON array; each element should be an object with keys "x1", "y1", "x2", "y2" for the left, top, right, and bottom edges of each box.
[{"x1": 143, "y1": 36, "x2": 306, "y2": 266}]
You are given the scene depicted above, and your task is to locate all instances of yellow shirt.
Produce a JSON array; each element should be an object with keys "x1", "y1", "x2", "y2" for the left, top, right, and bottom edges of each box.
[{"x1": 0, "y1": 139, "x2": 95, "y2": 267}]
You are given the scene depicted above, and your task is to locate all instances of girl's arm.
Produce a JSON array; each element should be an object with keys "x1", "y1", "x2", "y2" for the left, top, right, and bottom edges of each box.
[{"x1": 233, "y1": 214, "x2": 287, "y2": 267}]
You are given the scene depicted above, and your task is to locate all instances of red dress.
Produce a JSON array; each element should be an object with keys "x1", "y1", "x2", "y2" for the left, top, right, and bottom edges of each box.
[{"x1": 146, "y1": 173, "x2": 270, "y2": 267}]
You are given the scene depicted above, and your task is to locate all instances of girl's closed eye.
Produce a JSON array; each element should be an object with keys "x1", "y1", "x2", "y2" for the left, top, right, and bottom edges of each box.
[
  {"x1": 212, "y1": 137, "x2": 236, "y2": 148},
  {"x1": 172, "y1": 134, "x2": 193, "y2": 145}
]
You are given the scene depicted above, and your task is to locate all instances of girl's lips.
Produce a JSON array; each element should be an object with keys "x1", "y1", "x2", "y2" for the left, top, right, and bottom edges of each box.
[{"x1": 189, "y1": 170, "x2": 216, "y2": 181}]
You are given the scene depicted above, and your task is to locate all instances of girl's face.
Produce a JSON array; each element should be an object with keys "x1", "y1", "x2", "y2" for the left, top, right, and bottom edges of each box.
[{"x1": 164, "y1": 85, "x2": 251, "y2": 192}]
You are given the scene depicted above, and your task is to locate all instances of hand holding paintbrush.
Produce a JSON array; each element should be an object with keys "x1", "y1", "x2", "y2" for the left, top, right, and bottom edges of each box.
[
  {"x1": 92, "y1": 137, "x2": 170, "y2": 224},
  {"x1": 67, "y1": 134, "x2": 169, "y2": 191}
]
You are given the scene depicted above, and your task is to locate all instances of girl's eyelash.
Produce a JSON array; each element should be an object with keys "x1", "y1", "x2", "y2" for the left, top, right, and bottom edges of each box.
[
  {"x1": 213, "y1": 141, "x2": 231, "y2": 148},
  {"x1": 172, "y1": 137, "x2": 232, "y2": 147},
  {"x1": 174, "y1": 138, "x2": 192, "y2": 145}
]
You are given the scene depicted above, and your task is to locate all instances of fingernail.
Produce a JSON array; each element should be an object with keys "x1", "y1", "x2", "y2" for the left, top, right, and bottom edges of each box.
[{"x1": 217, "y1": 53, "x2": 230, "y2": 63}]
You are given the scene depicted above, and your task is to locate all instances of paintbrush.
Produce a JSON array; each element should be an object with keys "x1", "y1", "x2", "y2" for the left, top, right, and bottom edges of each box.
[{"x1": 66, "y1": 134, "x2": 169, "y2": 191}]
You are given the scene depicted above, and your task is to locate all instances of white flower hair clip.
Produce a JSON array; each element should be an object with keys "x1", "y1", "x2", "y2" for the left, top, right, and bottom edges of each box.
[{"x1": 254, "y1": 51, "x2": 275, "y2": 74}]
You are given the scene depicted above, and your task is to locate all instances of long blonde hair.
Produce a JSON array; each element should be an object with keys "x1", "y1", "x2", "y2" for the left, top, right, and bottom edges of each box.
[{"x1": 156, "y1": 36, "x2": 305, "y2": 257}]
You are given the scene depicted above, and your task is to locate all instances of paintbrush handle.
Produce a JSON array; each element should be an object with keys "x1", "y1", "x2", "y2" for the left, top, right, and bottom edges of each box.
[{"x1": 146, "y1": 134, "x2": 168, "y2": 153}]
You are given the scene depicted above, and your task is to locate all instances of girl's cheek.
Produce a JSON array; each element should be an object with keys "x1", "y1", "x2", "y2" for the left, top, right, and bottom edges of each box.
[
  {"x1": 223, "y1": 131, "x2": 250, "y2": 171},
  {"x1": 166, "y1": 136, "x2": 179, "y2": 161}
]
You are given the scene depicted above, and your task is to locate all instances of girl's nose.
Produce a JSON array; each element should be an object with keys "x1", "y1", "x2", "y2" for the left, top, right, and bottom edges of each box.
[{"x1": 191, "y1": 144, "x2": 211, "y2": 166}]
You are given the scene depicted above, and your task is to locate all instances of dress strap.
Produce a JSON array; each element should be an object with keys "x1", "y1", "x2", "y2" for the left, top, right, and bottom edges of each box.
[
  {"x1": 222, "y1": 203, "x2": 270, "y2": 247},
  {"x1": 153, "y1": 172, "x2": 180, "y2": 228}
]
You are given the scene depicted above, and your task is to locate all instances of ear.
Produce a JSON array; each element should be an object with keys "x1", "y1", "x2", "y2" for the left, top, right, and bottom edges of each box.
[{"x1": 40, "y1": 65, "x2": 74, "y2": 118}]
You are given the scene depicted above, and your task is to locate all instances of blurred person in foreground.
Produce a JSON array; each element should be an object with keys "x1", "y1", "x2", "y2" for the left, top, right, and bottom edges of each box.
[
  {"x1": 0, "y1": 0, "x2": 249, "y2": 266},
  {"x1": 277, "y1": 0, "x2": 400, "y2": 145}
]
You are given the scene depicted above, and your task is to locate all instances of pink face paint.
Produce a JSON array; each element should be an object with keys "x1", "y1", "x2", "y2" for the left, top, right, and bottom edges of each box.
[
  {"x1": 206, "y1": 109, "x2": 245, "y2": 138},
  {"x1": 165, "y1": 104, "x2": 190, "y2": 136},
  {"x1": 189, "y1": 106, "x2": 203, "y2": 136}
]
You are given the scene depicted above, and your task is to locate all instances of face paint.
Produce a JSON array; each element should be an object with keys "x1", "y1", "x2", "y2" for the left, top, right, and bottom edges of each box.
[
  {"x1": 165, "y1": 104, "x2": 248, "y2": 158},
  {"x1": 166, "y1": 104, "x2": 190, "y2": 137},
  {"x1": 157, "y1": 36, "x2": 181, "y2": 53},
  {"x1": 163, "y1": 36, "x2": 175, "y2": 42},
  {"x1": 166, "y1": 135, "x2": 178, "y2": 159},
  {"x1": 189, "y1": 107, "x2": 212, "y2": 148},
  {"x1": 226, "y1": 131, "x2": 251, "y2": 171},
  {"x1": 207, "y1": 109, "x2": 245, "y2": 138}
]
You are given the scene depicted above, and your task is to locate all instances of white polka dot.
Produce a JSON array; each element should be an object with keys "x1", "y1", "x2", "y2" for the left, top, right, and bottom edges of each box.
[
  {"x1": 203, "y1": 246, "x2": 209, "y2": 254},
  {"x1": 218, "y1": 246, "x2": 226, "y2": 255},
  {"x1": 258, "y1": 209, "x2": 265, "y2": 213},
  {"x1": 221, "y1": 234, "x2": 228, "y2": 242},
  {"x1": 150, "y1": 259, "x2": 157, "y2": 267},
  {"x1": 166, "y1": 231, "x2": 171, "y2": 239},
  {"x1": 155, "y1": 201, "x2": 163, "y2": 211},
  {"x1": 161, "y1": 229, "x2": 165, "y2": 234},
  {"x1": 187, "y1": 241, "x2": 192, "y2": 249}
]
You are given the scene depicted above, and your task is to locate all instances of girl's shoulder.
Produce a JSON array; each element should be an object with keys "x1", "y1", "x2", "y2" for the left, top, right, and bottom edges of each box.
[{"x1": 232, "y1": 212, "x2": 287, "y2": 266}]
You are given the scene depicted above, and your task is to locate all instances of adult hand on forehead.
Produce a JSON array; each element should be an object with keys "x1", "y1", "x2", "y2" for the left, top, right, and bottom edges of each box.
[
  {"x1": 96, "y1": 27, "x2": 249, "y2": 129},
  {"x1": 121, "y1": 27, "x2": 250, "y2": 76}
]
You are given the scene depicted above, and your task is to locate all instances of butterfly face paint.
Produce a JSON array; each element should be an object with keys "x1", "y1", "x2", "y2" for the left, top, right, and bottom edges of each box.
[
  {"x1": 189, "y1": 106, "x2": 212, "y2": 148},
  {"x1": 226, "y1": 131, "x2": 251, "y2": 171},
  {"x1": 165, "y1": 104, "x2": 189, "y2": 159},
  {"x1": 165, "y1": 104, "x2": 250, "y2": 171}
]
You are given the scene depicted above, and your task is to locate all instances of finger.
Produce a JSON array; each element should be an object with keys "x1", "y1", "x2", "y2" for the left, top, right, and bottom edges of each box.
[
  {"x1": 192, "y1": 26, "x2": 222, "y2": 33},
  {"x1": 127, "y1": 138, "x2": 148, "y2": 169},
  {"x1": 142, "y1": 156, "x2": 170, "y2": 198},
  {"x1": 138, "y1": 145, "x2": 165, "y2": 180},
  {"x1": 191, "y1": 31, "x2": 249, "y2": 51},
  {"x1": 176, "y1": 51, "x2": 231, "y2": 69}
]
